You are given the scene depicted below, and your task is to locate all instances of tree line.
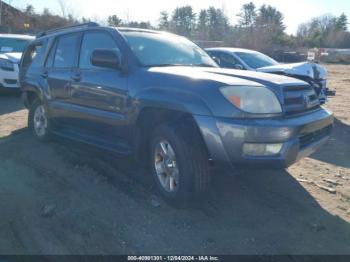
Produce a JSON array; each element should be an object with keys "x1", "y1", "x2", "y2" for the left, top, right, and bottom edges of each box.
[
  {"x1": 110, "y1": 2, "x2": 350, "y2": 52},
  {"x1": 16, "y1": 2, "x2": 350, "y2": 53}
]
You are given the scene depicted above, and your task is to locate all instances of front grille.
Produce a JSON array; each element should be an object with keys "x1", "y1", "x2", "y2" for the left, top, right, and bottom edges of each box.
[
  {"x1": 283, "y1": 85, "x2": 320, "y2": 115},
  {"x1": 299, "y1": 125, "x2": 332, "y2": 149}
]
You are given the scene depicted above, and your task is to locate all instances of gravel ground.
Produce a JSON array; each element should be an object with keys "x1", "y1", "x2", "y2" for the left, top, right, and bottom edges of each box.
[{"x1": 0, "y1": 64, "x2": 349, "y2": 255}]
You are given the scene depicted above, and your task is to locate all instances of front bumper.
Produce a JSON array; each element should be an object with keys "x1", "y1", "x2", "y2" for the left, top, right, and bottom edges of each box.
[
  {"x1": 0, "y1": 82, "x2": 20, "y2": 89},
  {"x1": 0, "y1": 65, "x2": 20, "y2": 89},
  {"x1": 194, "y1": 108, "x2": 334, "y2": 168}
]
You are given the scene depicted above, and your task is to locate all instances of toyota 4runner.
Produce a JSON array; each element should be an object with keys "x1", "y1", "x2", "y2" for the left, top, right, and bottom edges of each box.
[{"x1": 20, "y1": 23, "x2": 334, "y2": 203}]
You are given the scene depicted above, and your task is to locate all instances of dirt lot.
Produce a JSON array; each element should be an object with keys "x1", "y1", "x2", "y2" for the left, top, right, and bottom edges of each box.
[{"x1": 0, "y1": 65, "x2": 349, "y2": 255}]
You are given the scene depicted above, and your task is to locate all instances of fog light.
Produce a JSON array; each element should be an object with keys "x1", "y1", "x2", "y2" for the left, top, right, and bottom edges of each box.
[{"x1": 243, "y1": 143, "x2": 283, "y2": 156}]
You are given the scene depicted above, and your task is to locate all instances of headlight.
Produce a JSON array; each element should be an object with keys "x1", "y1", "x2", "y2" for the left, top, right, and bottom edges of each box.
[
  {"x1": 220, "y1": 85, "x2": 282, "y2": 114},
  {"x1": 0, "y1": 58, "x2": 14, "y2": 71}
]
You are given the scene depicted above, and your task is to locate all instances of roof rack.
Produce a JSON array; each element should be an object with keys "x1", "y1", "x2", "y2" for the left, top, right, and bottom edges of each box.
[{"x1": 36, "y1": 22, "x2": 99, "y2": 38}]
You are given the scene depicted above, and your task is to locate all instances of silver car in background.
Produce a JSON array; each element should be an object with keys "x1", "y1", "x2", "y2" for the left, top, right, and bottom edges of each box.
[{"x1": 206, "y1": 47, "x2": 332, "y2": 104}]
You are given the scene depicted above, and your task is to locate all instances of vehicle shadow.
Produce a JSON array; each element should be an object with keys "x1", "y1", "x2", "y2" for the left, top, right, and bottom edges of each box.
[
  {"x1": 0, "y1": 131, "x2": 349, "y2": 254},
  {"x1": 0, "y1": 94, "x2": 23, "y2": 115},
  {"x1": 198, "y1": 168, "x2": 350, "y2": 254},
  {"x1": 43, "y1": 137, "x2": 350, "y2": 254},
  {"x1": 310, "y1": 117, "x2": 350, "y2": 168}
]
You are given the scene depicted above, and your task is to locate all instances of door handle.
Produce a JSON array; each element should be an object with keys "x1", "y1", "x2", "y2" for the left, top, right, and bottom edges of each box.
[
  {"x1": 41, "y1": 71, "x2": 48, "y2": 79},
  {"x1": 72, "y1": 74, "x2": 81, "y2": 82}
]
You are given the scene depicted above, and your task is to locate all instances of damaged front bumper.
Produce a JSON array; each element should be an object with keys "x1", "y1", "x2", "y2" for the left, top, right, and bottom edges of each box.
[{"x1": 257, "y1": 62, "x2": 336, "y2": 103}]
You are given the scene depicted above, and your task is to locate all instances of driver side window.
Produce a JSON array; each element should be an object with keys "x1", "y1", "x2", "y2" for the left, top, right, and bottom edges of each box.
[
  {"x1": 79, "y1": 31, "x2": 121, "y2": 69},
  {"x1": 217, "y1": 52, "x2": 243, "y2": 69}
]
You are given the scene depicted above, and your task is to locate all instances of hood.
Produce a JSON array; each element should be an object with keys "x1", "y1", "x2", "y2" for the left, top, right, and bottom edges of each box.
[
  {"x1": 0, "y1": 52, "x2": 22, "y2": 63},
  {"x1": 257, "y1": 62, "x2": 327, "y2": 80},
  {"x1": 145, "y1": 66, "x2": 308, "y2": 103},
  {"x1": 148, "y1": 66, "x2": 307, "y2": 87},
  {"x1": 201, "y1": 67, "x2": 307, "y2": 87}
]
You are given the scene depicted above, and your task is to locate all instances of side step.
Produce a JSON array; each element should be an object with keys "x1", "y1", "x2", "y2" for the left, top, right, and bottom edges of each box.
[{"x1": 51, "y1": 128, "x2": 132, "y2": 155}]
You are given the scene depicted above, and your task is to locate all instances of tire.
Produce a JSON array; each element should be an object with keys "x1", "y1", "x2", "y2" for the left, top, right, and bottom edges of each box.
[
  {"x1": 150, "y1": 121, "x2": 210, "y2": 204},
  {"x1": 28, "y1": 99, "x2": 51, "y2": 141}
]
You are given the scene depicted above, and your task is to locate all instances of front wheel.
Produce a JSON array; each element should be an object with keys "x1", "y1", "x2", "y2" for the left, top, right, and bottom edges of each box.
[
  {"x1": 150, "y1": 123, "x2": 210, "y2": 204},
  {"x1": 28, "y1": 100, "x2": 51, "y2": 141}
]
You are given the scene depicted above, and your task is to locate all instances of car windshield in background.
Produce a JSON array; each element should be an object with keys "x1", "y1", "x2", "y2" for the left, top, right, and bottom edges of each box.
[
  {"x1": 235, "y1": 52, "x2": 279, "y2": 69},
  {"x1": 122, "y1": 31, "x2": 217, "y2": 67},
  {"x1": 0, "y1": 38, "x2": 30, "y2": 53}
]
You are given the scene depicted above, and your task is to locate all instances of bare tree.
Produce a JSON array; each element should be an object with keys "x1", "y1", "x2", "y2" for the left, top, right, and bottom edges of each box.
[
  {"x1": 57, "y1": 0, "x2": 77, "y2": 19},
  {"x1": 124, "y1": 9, "x2": 131, "y2": 24},
  {"x1": 57, "y1": 0, "x2": 67, "y2": 18}
]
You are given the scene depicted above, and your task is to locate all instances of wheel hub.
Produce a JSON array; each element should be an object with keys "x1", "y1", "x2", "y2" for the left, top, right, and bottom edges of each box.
[
  {"x1": 33, "y1": 105, "x2": 47, "y2": 137},
  {"x1": 154, "y1": 140, "x2": 179, "y2": 193}
]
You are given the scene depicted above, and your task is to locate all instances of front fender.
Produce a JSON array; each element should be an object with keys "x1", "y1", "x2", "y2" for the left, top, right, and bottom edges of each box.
[{"x1": 133, "y1": 87, "x2": 213, "y2": 116}]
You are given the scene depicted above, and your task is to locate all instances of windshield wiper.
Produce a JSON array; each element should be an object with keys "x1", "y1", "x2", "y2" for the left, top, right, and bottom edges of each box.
[
  {"x1": 146, "y1": 63, "x2": 216, "y2": 68},
  {"x1": 145, "y1": 64, "x2": 186, "y2": 67},
  {"x1": 191, "y1": 63, "x2": 216, "y2": 68}
]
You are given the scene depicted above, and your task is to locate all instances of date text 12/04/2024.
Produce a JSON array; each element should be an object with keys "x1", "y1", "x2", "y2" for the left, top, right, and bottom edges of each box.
[{"x1": 127, "y1": 256, "x2": 219, "y2": 261}]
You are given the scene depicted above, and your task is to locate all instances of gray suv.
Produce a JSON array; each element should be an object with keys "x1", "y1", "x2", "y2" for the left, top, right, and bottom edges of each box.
[{"x1": 19, "y1": 23, "x2": 333, "y2": 203}]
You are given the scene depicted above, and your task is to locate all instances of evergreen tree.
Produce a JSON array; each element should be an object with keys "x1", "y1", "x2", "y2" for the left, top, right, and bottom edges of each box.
[{"x1": 158, "y1": 11, "x2": 170, "y2": 31}]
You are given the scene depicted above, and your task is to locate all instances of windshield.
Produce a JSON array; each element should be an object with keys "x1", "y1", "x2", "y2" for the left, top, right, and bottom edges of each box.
[
  {"x1": 0, "y1": 37, "x2": 30, "y2": 53},
  {"x1": 235, "y1": 51, "x2": 278, "y2": 69},
  {"x1": 122, "y1": 31, "x2": 217, "y2": 67}
]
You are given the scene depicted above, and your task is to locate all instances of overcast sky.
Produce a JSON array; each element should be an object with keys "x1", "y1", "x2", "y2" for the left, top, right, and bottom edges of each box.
[{"x1": 11, "y1": 0, "x2": 350, "y2": 35}]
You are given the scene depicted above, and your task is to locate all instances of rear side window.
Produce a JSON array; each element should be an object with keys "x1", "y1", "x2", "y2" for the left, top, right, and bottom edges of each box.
[
  {"x1": 79, "y1": 31, "x2": 120, "y2": 69},
  {"x1": 21, "y1": 40, "x2": 47, "y2": 68},
  {"x1": 53, "y1": 34, "x2": 80, "y2": 68},
  {"x1": 45, "y1": 40, "x2": 57, "y2": 68}
]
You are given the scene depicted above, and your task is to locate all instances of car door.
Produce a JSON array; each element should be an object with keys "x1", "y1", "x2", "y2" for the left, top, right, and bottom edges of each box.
[
  {"x1": 68, "y1": 30, "x2": 129, "y2": 148},
  {"x1": 44, "y1": 32, "x2": 81, "y2": 126}
]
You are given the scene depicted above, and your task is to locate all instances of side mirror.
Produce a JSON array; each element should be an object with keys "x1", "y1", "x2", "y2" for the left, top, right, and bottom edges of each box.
[
  {"x1": 91, "y1": 49, "x2": 121, "y2": 70},
  {"x1": 233, "y1": 64, "x2": 244, "y2": 70},
  {"x1": 212, "y1": 56, "x2": 221, "y2": 65}
]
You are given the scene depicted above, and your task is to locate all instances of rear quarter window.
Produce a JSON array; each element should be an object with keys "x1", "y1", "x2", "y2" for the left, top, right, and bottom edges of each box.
[{"x1": 21, "y1": 40, "x2": 47, "y2": 68}]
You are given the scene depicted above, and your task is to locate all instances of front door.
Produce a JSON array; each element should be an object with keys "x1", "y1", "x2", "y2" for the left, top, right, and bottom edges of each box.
[{"x1": 68, "y1": 30, "x2": 129, "y2": 147}]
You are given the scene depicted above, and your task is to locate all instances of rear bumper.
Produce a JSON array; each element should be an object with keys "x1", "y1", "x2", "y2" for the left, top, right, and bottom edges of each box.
[{"x1": 194, "y1": 108, "x2": 334, "y2": 168}]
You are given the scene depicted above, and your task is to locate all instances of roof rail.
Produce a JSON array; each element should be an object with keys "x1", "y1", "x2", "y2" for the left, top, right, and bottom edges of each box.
[{"x1": 36, "y1": 22, "x2": 99, "y2": 38}]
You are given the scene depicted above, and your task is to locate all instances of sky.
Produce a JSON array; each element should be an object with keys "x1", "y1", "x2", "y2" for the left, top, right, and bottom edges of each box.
[{"x1": 10, "y1": 0, "x2": 350, "y2": 35}]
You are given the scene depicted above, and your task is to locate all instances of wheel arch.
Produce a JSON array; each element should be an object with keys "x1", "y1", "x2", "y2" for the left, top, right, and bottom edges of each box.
[
  {"x1": 134, "y1": 106, "x2": 211, "y2": 165},
  {"x1": 22, "y1": 85, "x2": 44, "y2": 109}
]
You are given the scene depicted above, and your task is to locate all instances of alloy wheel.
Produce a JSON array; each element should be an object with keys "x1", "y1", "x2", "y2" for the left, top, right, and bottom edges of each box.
[
  {"x1": 33, "y1": 105, "x2": 48, "y2": 137},
  {"x1": 154, "y1": 140, "x2": 180, "y2": 193}
]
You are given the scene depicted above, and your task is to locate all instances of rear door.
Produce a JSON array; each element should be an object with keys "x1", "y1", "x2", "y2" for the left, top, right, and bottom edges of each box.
[
  {"x1": 44, "y1": 32, "x2": 81, "y2": 126},
  {"x1": 68, "y1": 30, "x2": 129, "y2": 148}
]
